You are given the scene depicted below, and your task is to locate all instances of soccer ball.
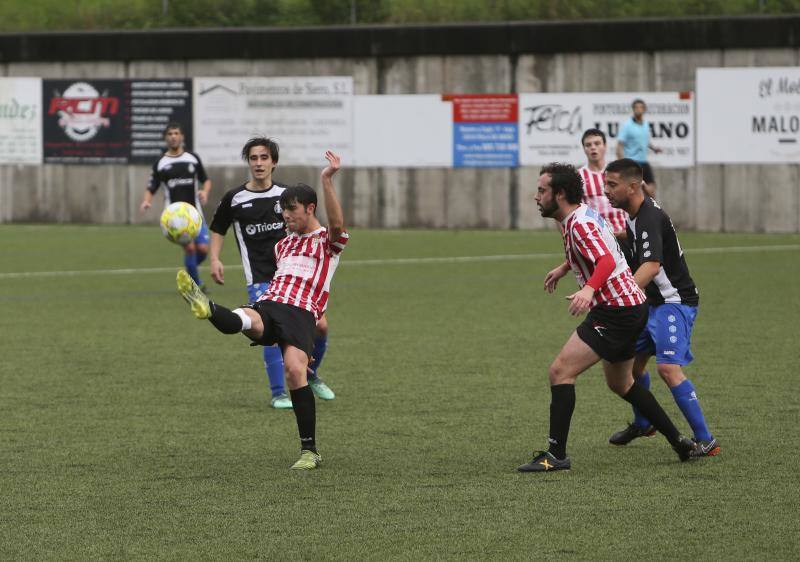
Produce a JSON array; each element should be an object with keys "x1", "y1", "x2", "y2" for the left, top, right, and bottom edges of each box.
[{"x1": 160, "y1": 202, "x2": 202, "y2": 245}]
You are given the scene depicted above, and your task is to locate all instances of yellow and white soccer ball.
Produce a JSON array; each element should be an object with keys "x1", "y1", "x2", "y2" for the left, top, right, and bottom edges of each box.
[{"x1": 159, "y1": 202, "x2": 202, "y2": 245}]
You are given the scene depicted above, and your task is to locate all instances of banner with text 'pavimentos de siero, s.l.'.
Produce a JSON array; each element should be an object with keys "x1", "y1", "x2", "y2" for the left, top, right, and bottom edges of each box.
[
  {"x1": 697, "y1": 67, "x2": 800, "y2": 164},
  {"x1": 0, "y1": 78, "x2": 42, "y2": 164},
  {"x1": 193, "y1": 77, "x2": 353, "y2": 166},
  {"x1": 518, "y1": 92, "x2": 694, "y2": 167}
]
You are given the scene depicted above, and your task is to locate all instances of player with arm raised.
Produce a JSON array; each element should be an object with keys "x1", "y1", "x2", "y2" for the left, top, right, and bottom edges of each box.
[
  {"x1": 604, "y1": 158, "x2": 718, "y2": 457},
  {"x1": 177, "y1": 150, "x2": 348, "y2": 470},
  {"x1": 207, "y1": 138, "x2": 336, "y2": 410},
  {"x1": 140, "y1": 122, "x2": 212, "y2": 289},
  {"x1": 517, "y1": 163, "x2": 694, "y2": 473}
]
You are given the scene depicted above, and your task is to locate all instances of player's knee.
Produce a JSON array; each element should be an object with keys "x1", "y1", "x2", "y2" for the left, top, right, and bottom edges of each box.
[
  {"x1": 284, "y1": 362, "x2": 307, "y2": 388},
  {"x1": 656, "y1": 363, "x2": 685, "y2": 387},
  {"x1": 606, "y1": 377, "x2": 632, "y2": 397},
  {"x1": 548, "y1": 360, "x2": 570, "y2": 385}
]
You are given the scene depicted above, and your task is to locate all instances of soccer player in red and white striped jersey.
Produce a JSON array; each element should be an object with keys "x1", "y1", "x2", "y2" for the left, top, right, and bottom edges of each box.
[
  {"x1": 517, "y1": 163, "x2": 695, "y2": 473},
  {"x1": 579, "y1": 128, "x2": 627, "y2": 236},
  {"x1": 177, "y1": 150, "x2": 347, "y2": 471}
]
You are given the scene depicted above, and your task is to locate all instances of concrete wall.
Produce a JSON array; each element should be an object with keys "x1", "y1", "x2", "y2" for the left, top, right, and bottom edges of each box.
[{"x1": 1, "y1": 18, "x2": 799, "y2": 232}]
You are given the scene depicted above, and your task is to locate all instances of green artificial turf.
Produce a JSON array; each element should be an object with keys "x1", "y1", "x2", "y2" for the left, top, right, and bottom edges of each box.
[{"x1": 1, "y1": 225, "x2": 798, "y2": 560}]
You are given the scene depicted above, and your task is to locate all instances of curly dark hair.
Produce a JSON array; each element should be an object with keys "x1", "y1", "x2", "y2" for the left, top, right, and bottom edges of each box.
[{"x1": 539, "y1": 163, "x2": 584, "y2": 204}]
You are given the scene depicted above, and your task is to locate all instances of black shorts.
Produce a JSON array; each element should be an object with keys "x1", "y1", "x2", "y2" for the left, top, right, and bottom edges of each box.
[
  {"x1": 576, "y1": 303, "x2": 648, "y2": 364},
  {"x1": 640, "y1": 162, "x2": 655, "y2": 184},
  {"x1": 246, "y1": 299, "x2": 316, "y2": 357}
]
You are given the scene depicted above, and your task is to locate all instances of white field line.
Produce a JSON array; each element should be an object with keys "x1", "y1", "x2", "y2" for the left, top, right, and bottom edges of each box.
[{"x1": 0, "y1": 244, "x2": 798, "y2": 280}]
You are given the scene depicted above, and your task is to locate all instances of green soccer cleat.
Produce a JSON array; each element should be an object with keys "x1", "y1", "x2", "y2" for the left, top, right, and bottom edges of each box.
[
  {"x1": 309, "y1": 378, "x2": 335, "y2": 400},
  {"x1": 290, "y1": 450, "x2": 322, "y2": 470},
  {"x1": 270, "y1": 393, "x2": 293, "y2": 410},
  {"x1": 176, "y1": 270, "x2": 211, "y2": 319}
]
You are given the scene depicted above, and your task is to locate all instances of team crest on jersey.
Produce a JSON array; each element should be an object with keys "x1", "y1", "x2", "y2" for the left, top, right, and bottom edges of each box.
[
  {"x1": 188, "y1": 163, "x2": 195, "y2": 173},
  {"x1": 642, "y1": 231, "x2": 649, "y2": 239},
  {"x1": 274, "y1": 201, "x2": 282, "y2": 214}
]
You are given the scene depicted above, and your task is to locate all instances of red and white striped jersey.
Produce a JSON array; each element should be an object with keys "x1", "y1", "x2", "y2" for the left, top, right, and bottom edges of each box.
[
  {"x1": 561, "y1": 204, "x2": 646, "y2": 308},
  {"x1": 578, "y1": 165, "x2": 627, "y2": 234},
  {"x1": 260, "y1": 227, "x2": 349, "y2": 320}
]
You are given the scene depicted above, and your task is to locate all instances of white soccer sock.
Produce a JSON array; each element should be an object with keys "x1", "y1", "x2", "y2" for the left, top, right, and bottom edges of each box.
[{"x1": 232, "y1": 308, "x2": 253, "y2": 331}]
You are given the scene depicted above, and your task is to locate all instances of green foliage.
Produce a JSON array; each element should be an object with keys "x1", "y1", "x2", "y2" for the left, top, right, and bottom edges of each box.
[
  {"x1": 1, "y1": 225, "x2": 799, "y2": 559},
  {"x1": 0, "y1": 0, "x2": 798, "y2": 31}
]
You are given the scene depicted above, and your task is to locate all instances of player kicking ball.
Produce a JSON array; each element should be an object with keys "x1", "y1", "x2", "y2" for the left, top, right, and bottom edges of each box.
[
  {"x1": 517, "y1": 163, "x2": 695, "y2": 473},
  {"x1": 177, "y1": 151, "x2": 349, "y2": 470}
]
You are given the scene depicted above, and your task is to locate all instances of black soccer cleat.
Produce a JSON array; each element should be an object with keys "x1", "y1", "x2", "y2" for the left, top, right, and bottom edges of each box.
[
  {"x1": 517, "y1": 451, "x2": 571, "y2": 473},
  {"x1": 609, "y1": 422, "x2": 657, "y2": 446},
  {"x1": 672, "y1": 435, "x2": 696, "y2": 462},
  {"x1": 689, "y1": 437, "x2": 721, "y2": 458}
]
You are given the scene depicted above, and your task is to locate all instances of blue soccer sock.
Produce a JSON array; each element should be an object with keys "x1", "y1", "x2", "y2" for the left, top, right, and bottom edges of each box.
[
  {"x1": 632, "y1": 371, "x2": 652, "y2": 429},
  {"x1": 196, "y1": 251, "x2": 207, "y2": 266},
  {"x1": 671, "y1": 379, "x2": 713, "y2": 441},
  {"x1": 308, "y1": 335, "x2": 328, "y2": 382},
  {"x1": 184, "y1": 253, "x2": 201, "y2": 284},
  {"x1": 263, "y1": 345, "x2": 286, "y2": 398}
]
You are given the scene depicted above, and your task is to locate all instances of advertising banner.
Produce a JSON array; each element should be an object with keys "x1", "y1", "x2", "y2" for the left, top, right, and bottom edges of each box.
[
  {"x1": 446, "y1": 94, "x2": 519, "y2": 168},
  {"x1": 518, "y1": 92, "x2": 694, "y2": 167},
  {"x1": 194, "y1": 77, "x2": 354, "y2": 166},
  {"x1": 353, "y1": 95, "x2": 451, "y2": 167},
  {"x1": 0, "y1": 78, "x2": 42, "y2": 164},
  {"x1": 129, "y1": 80, "x2": 193, "y2": 163},
  {"x1": 43, "y1": 80, "x2": 129, "y2": 164},
  {"x1": 697, "y1": 67, "x2": 800, "y2": 163}
]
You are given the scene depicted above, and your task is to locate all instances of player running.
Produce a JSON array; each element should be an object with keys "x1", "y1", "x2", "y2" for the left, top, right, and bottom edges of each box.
[
  {"x1": 140, "y1": 122, "x2": 212, "y2": 290},
  {"x1": 177, "y1": 150, "x2": 348, "y2": 470},
  {"x1": 517, "y1": 163, "x2": 695, "y2": 473},
  {"x1": 207, "y1": 138, "x2": 336, "y2": 410},
  {"x1": 604, "y1": 158, "x2": 719, "y2": 457}
]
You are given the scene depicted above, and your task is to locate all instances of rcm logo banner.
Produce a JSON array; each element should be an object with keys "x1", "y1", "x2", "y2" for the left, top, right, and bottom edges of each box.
[
  {"x1": 518, "y1": 92, "x2": 694, "y2": 168},
  {"x1": 43, "y1": 80, "x2": 129, "y2": 164}
]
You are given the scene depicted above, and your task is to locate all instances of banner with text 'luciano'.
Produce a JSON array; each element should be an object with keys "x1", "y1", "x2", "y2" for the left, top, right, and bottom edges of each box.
[{"x1": 518, "y1": 92, "x2": 694, "y2": 168}]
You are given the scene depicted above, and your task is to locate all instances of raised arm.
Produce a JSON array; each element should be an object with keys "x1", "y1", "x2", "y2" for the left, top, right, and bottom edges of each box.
[{"x1": 321, "y1": 150, "x2": 344, "y2": 241}]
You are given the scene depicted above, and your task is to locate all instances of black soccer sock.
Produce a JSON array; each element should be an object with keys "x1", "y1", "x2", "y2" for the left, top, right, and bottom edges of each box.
[
  {"x1": 207, "y1": 303, "x2": 243, "y2": 334},
  {"x1": 290, "y1": 385, "x2": 317, "y2": 453},
  {"x1": 547, "y1": 384, "x2": 576, "y2": 460},
  {"x1": 622, "y1": 382, "x2": 681, "y2": 445}
]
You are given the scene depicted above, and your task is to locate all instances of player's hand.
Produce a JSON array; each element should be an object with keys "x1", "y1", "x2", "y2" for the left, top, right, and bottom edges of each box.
[
  {"x1": 198, "y1": 191, "x2": 208, "y2": 205},
  {"x1": 321, "y1": 150, "x2": 341, "y2": 180},
  {"x1": 544, "y1": 265, "x2": 568, "y2": 293},
  {"x1": 210, "y1": 259, "x2": 224, "y2": 285},
  {"x1": 566, "y1": 286, "x2": 595, "y2": 316},
  {"x1": 139, "y1": 201, "x2": 151, "y2": 213}
]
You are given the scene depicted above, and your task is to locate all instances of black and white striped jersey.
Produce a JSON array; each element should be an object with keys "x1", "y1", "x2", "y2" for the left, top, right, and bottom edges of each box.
[
  {"x1": 147, "y1": 151, "x2": 209, "y2": 210},
  {"x1": 625, "y1": 197, "x2": 699, "y2": 306},
  {"x1": 209, "y1": 183, "x2": 287, "y2": 285}
]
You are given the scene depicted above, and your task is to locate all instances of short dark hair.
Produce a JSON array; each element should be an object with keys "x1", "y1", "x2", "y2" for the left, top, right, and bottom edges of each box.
[
  {"x1": 605, "y1": 158, "x2": 643, "y2": 183},
  {"x1": 539, "y1": 163, "x2": 584, "y2": 204},
  {"x1": 631, "y1": 98, "x2": 646, "y2": 108},
  {"x1": 241, "y1": 137, "x2": 280, "y2": 164},
  {"x1": 280, "y1": 183, "x2": 317, "y2": 213},
  {"x1": 163, "y1": 122, "x2": 182, "y2": 136},
  {"x1": 581, "y1": 128, "x2": 606, "y2": 145}
]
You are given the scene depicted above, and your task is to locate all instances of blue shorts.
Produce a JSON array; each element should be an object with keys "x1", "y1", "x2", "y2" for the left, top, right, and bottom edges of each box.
[
  {"x1": 193, "y1": 221, "x2": 210, "y2": 246},
  {"x1": 635, "y1": 303, "x2": 697, "y2": 365},
  {"x1": 247, "y1": 281, "x2": 271, "y2": 304}
]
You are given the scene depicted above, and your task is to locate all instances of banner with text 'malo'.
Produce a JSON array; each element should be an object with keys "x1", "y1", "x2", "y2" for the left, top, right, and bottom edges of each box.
[{"x1": 697, "y1": 67, "x2": 800, "y2": 164}]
